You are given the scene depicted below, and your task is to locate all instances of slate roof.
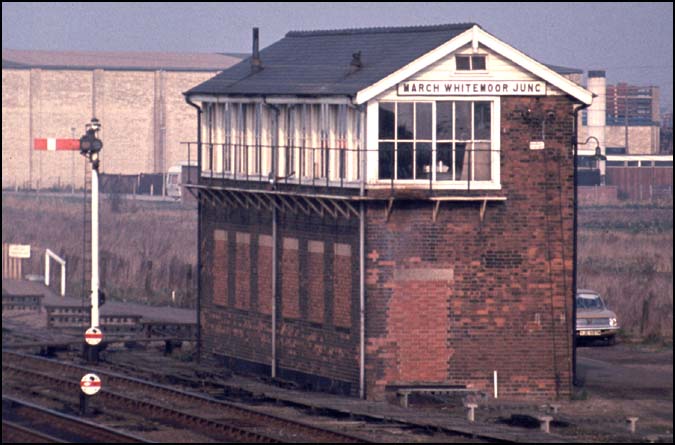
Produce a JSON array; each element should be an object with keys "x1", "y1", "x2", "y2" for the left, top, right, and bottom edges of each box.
[
  {"x1": 2, "y1": 49, "x2": 243, "y2": 72},
  {"x1": 187, "y1": 23, "x2": 583, "y2": 98},
  {"x1": 186, "y1": 23, "x2": 477, "y2": 97}
]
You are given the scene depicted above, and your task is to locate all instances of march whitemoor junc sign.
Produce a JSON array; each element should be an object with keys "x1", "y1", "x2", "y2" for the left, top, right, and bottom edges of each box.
[{"x1": 397, "y1": 80, "x2": 546, "y2": 96}]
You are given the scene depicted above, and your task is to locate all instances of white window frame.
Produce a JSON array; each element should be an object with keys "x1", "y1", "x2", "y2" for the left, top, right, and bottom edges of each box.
[
  {"x1": 454, "y1": 53, "x2": 489, "y2": 75},
  {"x1": 368, "y1": 97, "x2": 501, "y2": 190}
]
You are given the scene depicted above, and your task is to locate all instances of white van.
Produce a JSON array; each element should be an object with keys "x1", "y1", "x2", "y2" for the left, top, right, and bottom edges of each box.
[{"x1": 166, "y1": 165, "x2": 183, "y2": 200}]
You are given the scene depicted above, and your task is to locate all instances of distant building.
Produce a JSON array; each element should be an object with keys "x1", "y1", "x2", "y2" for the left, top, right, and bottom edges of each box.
[
  {"x1": 186, "y1": 24, "x2": 592, "y2": 400},
  {"x1": 579, "y1": 74, "x2": 661, "y2": 155},
  {"x1": 2, "y1": 49, "x2": 243, "y2": 190}
]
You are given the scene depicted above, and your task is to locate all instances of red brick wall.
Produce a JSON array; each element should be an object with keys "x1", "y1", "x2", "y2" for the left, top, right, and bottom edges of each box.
[
  {"x1": 365, "y1": 96, "x2": 576, "y2": 400},
  {"x1": 212, "y1": 230, "x2": 228, "y2": 307},
  {"x1": 257, "y1": 235, "x2": 273, "y2": 315},
  {"x1": 281, "y1": 237, "x2": 300, "y2": 319},
  {"x1": 307, "y1": 240, "x2": 325, "y2": 324},
  {"x1": 235, "y1": 232, "x2": 251, "y2": 310},
  {"x1": 333, "y1": 243, "x2": 352, "y2": 329},
  {"x1": 200, "y1": 207, "x2": 360, "y2": 395}
]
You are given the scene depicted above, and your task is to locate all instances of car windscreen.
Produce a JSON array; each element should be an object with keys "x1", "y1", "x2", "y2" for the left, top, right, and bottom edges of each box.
[{"x1": 576, "y1": 293, "x2": 605, "y2": 310}]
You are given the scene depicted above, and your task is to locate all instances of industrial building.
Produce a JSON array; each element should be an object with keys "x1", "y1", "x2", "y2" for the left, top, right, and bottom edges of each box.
[
  {"x1": 1, "y1": 49, "x2": 242, "y2": 190},
  {"x1": 579, "y1": 72, "x2": 661, "y2": 155},
  {"x1": 184, "y1": 23, "x2": 593, "y2": 400}
]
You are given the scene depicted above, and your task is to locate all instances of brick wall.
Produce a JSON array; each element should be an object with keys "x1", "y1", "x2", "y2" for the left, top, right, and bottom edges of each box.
[
  {"x1": 365, "y1": 96, "x2": 576, "y2": 400},
  {"x1": 201, "y1": 205, "x2": 360, "y2": 395},
  {"x1": 200, "y1": 95, "x2": 576, "y2": 401}
]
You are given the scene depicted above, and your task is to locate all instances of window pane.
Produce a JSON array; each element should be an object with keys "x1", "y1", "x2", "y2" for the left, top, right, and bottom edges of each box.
[
  {"x1": 473, "y1": 142, "x2": 491, "y2": 181},
  {"x1": 436, "y1": 102, "x2": 453, "y2": 140},
  {"x1": 416, "y1": 103, "x2": 432, "y2": 140},
  {"x1": 416, "y1": 142, "x2": 432, "y2": 179},
  {"x1": 379, "y1": 142, "x2": 394, "y2": 179},
  {"x1": 456, "y1": 102, "x2": 471, "y2": 140},
  {"x1": 474, "y1": 102, "x2": 491, "y2": 140},
  {"x1": 456, "y1": 55, "x2": 470, "y2": 70},
  {"x1": 379, "y1": 103, "x2": 395, "y2": 139},
  {"x1": 437, "y1": 143, "x2": 453, "y2": 181},
  {"x1": 397, "y1": 103, "x2": 414, "y2": 139},
  {"x1": 472, "y1": 55, "x2": 486, "y2": 70},
  {"x1": 397, "y1": 142, "x2": 413, "y2": 179},
  {"x1": 455, "y1": 143, "x2": 468, "y2": 180}
]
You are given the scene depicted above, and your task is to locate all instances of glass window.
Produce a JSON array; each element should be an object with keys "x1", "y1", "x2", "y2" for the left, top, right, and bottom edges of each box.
[
  {"x1": 378, "y1": 100, "x2": 495, "y2": 184},
  {"x1": 474, "y1": 102, "x2": 491, "y2": 140},
  {"x1": 436, "y1": 102, "x2": 453, "y2": 140},
  {"x1": 456, "y1": 54, "x2": 486, "y2": 71},
  {"x1": 416, "y1": 103, "x2": 433, "y2": 140},
  {"x1": 379, "y1": 142, "x2": 394, "y2": 180},
  {"x1": 455, "y1": 102, "x2": 471, "y2": 140},
  {"x1": 416, "y1": 142, "x2": 432, "y2": 180},
  {"x1": 379, "y1": 103, "x2": 395, "y2": 139},
  {"x1": 456, "y1": 55, "x2": 471, "y2": 71},
  {"x1": 397, "y1": 142, "x2": 414, "y2": 179},
  {"x1": 397, "y1": 103, "x2": 414, "y2": 139},
  {"x1": 472, "y1": 55, "x2": 486, "y2": 70}
]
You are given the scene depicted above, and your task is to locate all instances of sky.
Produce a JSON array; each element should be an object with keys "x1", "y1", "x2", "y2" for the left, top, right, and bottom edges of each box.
[{"x1": 2, "y1": 2, "x2": 673, "y2": 111}]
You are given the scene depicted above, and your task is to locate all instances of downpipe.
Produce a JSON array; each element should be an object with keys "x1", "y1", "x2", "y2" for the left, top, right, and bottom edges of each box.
[{"x1": 185, "y1": 95, "x2": 202, "y2": 362}]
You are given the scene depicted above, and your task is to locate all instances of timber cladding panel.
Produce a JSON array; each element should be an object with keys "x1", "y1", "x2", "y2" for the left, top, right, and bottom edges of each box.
[
  {"x1": 365, "y1": 96, "x2": 575, "y2": 400},
  {"x1": 201, "y1": 205, "x2": 360, "y2": 394}
]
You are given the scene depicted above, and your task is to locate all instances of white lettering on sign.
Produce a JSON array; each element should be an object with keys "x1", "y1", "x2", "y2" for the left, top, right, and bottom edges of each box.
[
  {"x1": 397, "y1": 81, "x2": 546, "y2": 96},
  {"x1": 8, "y1": 244, "x2": 31, "y2": 259}
]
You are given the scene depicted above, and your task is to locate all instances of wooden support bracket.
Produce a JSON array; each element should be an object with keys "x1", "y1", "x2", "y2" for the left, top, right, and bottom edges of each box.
[
  {"x1": 432, "y1": 200, "x2": 441, "y2": 222},
  {"x1": 480, "y1": 199, "x2": 488, "y2": 222},
  {"x1": 385, "y1": 197, "x2": 395, "y2": 222}
]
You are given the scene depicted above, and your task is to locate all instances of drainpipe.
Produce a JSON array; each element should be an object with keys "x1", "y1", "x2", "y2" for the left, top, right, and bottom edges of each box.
[
  {"x1": 265, "y1": 98, "x2": 281, "y2": 379},
  {"x1": 572, "y1": 101, "x2": 591, "y2": 386},
  {"x1": 349, "y1": 102, "x2": 367, "y2": 399},
  {"x1": 185, "y1": 94, "x2": 202, "y2": 362}
]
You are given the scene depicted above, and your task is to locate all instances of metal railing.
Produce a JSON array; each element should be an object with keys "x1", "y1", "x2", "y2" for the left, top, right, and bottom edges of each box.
[{"x1": 181, "y1": 142, "x2": 498, "y2": 195}]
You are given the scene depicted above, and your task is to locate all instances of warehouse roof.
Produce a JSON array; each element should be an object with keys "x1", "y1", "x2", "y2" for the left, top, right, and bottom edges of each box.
[
  {"x1": 186, "y1": 23, "x2": 589, "y2": 103},
  {"x1": 2, "y1": 49, "x2": 243, "y2": 72}
]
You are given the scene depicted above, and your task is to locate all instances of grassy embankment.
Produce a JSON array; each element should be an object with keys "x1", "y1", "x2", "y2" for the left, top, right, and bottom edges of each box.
[
  {"x1": 2, "y1": 193, "x2": 197, "y2": 307},
  {"x1": 578, "y1": 203, "x2": 673, "y2": 340}
]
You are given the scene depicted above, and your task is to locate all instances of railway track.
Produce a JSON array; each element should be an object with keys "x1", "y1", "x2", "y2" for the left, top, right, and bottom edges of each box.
[
  {"x1": 2, "y1": 396, "x2": 150, "y2": 443},
  {"x1": 2, "y1": 350, "x2": 370, "y2": 443}
]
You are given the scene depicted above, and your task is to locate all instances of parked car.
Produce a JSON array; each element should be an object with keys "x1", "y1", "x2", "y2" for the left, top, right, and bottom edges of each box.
[{"x1": 576, "y1": 289, "x2": 620, "y2": 345}]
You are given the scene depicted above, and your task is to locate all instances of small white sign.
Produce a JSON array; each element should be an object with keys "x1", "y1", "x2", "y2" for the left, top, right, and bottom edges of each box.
[
  {"x1": 80, "y1": 373, "x2": 102, "y2": 395},
  {"x1": 529, "y1": 141, "x2": 545, "y2": 150},
  {"x1": 8, "y1": 244, "x2": 31, "y2": 259}
]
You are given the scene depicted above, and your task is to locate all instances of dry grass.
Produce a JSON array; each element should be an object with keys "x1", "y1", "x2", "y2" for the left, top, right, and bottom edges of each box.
[
  {"x1": 2, "y1": 193, "x2": 197, "y2": 307},
  {"x1": 578, "y1": 203, "x2": 673, "y2": 339}
]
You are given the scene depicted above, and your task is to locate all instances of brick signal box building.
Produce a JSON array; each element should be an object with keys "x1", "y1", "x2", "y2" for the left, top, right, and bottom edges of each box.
[{"x1": 184, "y1": 24, "x2": 593, "y2": 400}]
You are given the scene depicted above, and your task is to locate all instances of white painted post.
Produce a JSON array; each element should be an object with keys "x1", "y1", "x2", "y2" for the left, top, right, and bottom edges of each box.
[
  {"x1": 45, "y1": 252, "x2": 50, "y2": 288},
  {"x1": 493, "y1": 370, "x2": 498, "y2": 399},
  {"x1": 91, "y1": 160, "x2": 100, "y2": 328},
  {"x1": 45, "y1": 249, "x2": 67, "y2": 297}
]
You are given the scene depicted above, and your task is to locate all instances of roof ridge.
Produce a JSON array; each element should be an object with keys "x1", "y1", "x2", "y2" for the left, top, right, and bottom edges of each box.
[{"x1": 286, "y1": 22, "x2": 477, "y2": 37}]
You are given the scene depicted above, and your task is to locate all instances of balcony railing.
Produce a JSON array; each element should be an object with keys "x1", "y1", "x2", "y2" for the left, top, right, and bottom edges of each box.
[{"x1": 181, "y1": 142, "x2": 499, "y2": 196}]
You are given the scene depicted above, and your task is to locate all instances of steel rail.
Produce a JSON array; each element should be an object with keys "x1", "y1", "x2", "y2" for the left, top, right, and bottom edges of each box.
[
  {"x1": 3, "y1": 351, "x2": 369, "y2": 443},
  {"x1": 2, "y1": 396, "x2": 150, "y2": 443}
]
